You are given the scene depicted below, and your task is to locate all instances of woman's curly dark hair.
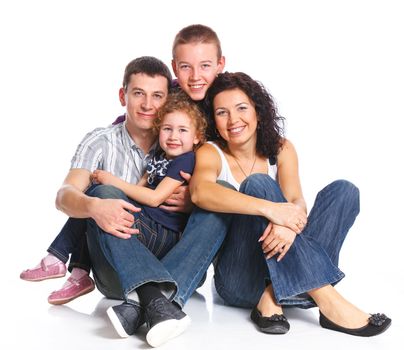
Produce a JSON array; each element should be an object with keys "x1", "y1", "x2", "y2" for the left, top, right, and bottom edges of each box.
[{"x1": 205, "y1": 72, "x2": 285, "y2": 161}]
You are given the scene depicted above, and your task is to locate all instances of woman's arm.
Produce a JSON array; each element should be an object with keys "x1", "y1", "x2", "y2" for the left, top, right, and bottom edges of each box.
[
  {"x1": 190, "y1": 144, "x2": 306, "y2": 232},
  {"x1": 277, "y1": 139, "x2": 307, "y2": 214},
  {"x1": 92, "y1": 170, "x2": 183, "y2": 207}
]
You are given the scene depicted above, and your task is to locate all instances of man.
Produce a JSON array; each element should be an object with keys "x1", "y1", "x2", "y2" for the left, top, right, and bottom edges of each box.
[{"x1": 56, "y1": 55, "x2": 230, "y2": 347}]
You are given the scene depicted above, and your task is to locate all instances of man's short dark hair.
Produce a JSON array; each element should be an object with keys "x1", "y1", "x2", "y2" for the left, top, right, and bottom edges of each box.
[{"x1": 123, "y1": 56, "x2": 172, "y2": 92}]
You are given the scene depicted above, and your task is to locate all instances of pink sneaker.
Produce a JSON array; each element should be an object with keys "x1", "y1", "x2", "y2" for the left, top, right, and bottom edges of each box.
[
  {"x1": 20, "y1": 259, "x2": 67, "y2": 281},
  {"x1": 48, "y1": 275, "x2": 95, "y2": 305}
]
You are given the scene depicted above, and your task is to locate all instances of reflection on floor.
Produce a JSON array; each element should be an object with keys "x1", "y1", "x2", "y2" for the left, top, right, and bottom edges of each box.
[{"x1": 9, "y1": 266, "x2": 399, "y2": 350}]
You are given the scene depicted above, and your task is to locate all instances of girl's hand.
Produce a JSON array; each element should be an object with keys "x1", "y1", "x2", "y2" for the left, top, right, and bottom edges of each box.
[{"x1": 92, "y1": 170, "x2": 115, "y2": 185}]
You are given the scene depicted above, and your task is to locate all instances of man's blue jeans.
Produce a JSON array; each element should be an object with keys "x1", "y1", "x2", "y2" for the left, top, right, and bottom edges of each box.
[
  {"x1": 86, "y1": 185, "x2": 230, "y2": 307},
  {"x1": 214, "y1": 174, "x2": 360, "y2": 309}
]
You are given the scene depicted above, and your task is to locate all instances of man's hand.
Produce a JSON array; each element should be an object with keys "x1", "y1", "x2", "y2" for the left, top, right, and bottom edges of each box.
[
  {"x1": 90, "y1": 198, "x2": 141, "y2": 239},
  {"x1": 159, "y1": 171, "x2": 194, "y2": 213}
]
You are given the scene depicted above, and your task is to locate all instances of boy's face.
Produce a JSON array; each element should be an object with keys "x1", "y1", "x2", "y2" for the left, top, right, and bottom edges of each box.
[
  {"x1": 159, "y1": 111, "x2": 200, "y2": 159},
  {"x1": 119, "y1": 73, "x2": 168, "y2": 133},
  {"x1": 172, "y1": 43, "x2": 225, "y2": 101}
]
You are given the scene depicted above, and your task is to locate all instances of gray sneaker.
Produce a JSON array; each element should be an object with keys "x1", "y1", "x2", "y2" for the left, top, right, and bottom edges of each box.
[
  {"x1": 107, "y1": 302, "x2": 145, "y2": 338},
  {"x1": 145, "y1": 297, "x2": 191, "y2": 347}
]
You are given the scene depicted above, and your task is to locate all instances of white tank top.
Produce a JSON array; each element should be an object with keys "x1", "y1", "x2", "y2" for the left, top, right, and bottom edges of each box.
[{"x1": 208, "y1": 142, "x2": 277, "y2": 191}]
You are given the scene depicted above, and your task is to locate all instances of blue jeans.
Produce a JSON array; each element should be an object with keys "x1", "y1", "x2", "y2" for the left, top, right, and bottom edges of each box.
[
  {"x1": 86, "y1": 185, "x2": 230, "y2": 307},
  {"x1": 47, "y1": 217, "x2": 91, "y2": 272},
  {"x1": 47, "y1": 185, "x2": 101, "y2": 272},
  {"x1": 214, "y1": 174, "x2": 360, "y2": 309}
]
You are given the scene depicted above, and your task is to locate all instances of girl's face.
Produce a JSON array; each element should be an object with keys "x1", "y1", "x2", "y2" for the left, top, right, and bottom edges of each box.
[
  {"x1": 159, "y1": 111, "x2": 201, "y2": 159},
  {"x1": 213, "y1": 88, "x2": 258, "y2": 148},
  {"x1": 172, "y1": 42, "x2": 225, "y2": 101}
]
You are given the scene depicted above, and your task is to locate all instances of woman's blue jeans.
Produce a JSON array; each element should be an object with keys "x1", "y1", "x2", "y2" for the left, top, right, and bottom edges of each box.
[
  {"x1": 214, "y1": 174, "x2": 360, "y2": 309},
  {"x1": 86, "y1": 185, "x2": 231, "y2": 307}
]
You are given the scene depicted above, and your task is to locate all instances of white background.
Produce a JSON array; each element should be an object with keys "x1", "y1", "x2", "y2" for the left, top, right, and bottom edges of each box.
[{"x1": 1, "y1": 0, "x2": 403, "y2": 349}]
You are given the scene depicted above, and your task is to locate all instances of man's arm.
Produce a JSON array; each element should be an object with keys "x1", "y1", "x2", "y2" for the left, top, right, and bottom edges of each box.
[{"x1": 55, "y1": 169, "x2": 139, "y2": 239}]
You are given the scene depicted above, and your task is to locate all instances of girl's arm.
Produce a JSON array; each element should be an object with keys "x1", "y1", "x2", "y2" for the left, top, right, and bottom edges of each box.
[
  {"x1": 190, "y1": 143, "x2": 306, "y2": 232},
  {"x1": 92, "y1": 170, "x2": 184, "y2": 207}
]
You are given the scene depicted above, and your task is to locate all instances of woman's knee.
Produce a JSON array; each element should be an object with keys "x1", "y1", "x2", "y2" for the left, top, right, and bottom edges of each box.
[
  {"x1": 322, "y1": 180, "x2": 360, "y2": 214},
  {"x1": 240, "y1": 174, "x2": 284, "y2": 201},
  {"x1": 330, "y1": 180, "x2": 359, "y2": 202}
]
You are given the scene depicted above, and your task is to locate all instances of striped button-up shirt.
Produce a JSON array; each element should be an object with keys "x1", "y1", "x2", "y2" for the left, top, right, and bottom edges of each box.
[{"x1": 71, "y1": 120, "x2": 157, "y2": 184}]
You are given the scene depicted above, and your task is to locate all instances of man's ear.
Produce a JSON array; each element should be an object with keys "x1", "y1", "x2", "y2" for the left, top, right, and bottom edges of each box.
[
  {"x1": 171, "y1": 59, "x2": 178, "y2": 77},
  {"x1": 119, "y1": 87, "x2": 126, "y2": 106}
]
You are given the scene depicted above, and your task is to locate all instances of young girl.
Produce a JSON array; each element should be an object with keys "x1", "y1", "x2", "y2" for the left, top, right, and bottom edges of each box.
[
  {"x1": 92, "y1": 91, "x2": 206, "y2": 250},
  {"x1": 20, "y1": 91, "x2": 206, "y2": 306}
]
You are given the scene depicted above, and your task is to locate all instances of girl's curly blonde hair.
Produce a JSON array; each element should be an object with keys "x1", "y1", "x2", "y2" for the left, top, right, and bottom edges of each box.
[{"x1": 153, "y1": 91, "x2": 207, "y2": 148}]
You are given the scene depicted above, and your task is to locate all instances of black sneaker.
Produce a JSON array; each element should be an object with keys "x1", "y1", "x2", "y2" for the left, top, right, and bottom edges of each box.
[
  {"x1": 145, "y1": 297, "x2": 191, "y2": 347},
  {"x1": 107, "y1": 302, "x2": 145, "y2": 338}
]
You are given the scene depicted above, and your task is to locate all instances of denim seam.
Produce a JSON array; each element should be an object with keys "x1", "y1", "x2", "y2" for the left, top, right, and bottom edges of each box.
[
  {"x1": 274, "y1": 271, "x2": 345, "y2": 305},
  {"x1": 47, "y1": 247, "x2": 69, "y2": 264},
  {"x1": 174, "y1": 233, "x2": 224, "y2": 308}
]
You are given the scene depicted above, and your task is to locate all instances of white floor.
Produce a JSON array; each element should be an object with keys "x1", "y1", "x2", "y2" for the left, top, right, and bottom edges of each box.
[
  {"x1": 2, "y1": 1, "x2": 403, "y2": 349},
  {"x1": 5, "y1": 262, "x2": 402, "y2": 350}
]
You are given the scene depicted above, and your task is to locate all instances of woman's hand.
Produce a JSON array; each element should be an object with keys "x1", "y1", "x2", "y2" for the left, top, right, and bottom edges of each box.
[
  {"x1": 259, "y1": 223, "x2": 297, "y2": 262},
  {"x1": 263, "y1": 201, "x2": 307, "y2": 234}
]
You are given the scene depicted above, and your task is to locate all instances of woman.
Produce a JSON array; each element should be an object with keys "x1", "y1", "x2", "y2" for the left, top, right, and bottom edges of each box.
[{"x1": 190, "y1": 72, "x2": 391, "y2": 336}]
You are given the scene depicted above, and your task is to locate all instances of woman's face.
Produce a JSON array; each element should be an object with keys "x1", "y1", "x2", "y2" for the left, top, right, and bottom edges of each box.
[{"x1": 213, "y1": 88, "x2": 258, "y2": 147}]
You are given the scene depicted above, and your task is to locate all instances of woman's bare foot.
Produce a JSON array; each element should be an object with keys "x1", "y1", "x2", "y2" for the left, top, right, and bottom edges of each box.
[
  {"x1": 309, "y1": 285, "x2": 369, "y2": 329},
  {"x1": 256, "y1": 284, "x2": 283, "y2": 316}
]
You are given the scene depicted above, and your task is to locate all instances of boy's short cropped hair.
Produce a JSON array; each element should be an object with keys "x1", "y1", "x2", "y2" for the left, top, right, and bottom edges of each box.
[{"x1": 172, "y1": 24, "x2": 222, "y2": 60}]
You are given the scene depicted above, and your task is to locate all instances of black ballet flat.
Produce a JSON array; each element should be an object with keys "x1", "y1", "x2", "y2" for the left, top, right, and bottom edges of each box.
[
  {"x1": 250, "y1": 306, "x2": 290, "y2": 334},
  {"x1": 319, "y1": 311, "x2": 391, "y2": 337}
]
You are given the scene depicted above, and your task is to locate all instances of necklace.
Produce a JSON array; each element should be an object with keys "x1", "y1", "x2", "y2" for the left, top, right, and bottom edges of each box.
[{"x1": 233, "y1": 155, "x2": 257, "y2": 178}]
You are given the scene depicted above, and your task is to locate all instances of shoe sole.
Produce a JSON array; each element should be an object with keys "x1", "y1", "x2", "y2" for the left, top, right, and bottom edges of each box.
[
  {"x1": 20, "y1": 273, "x2": 66, "y2": 282},
  {"x1": 106, "y1": 307, "x2": 130, "y2": 338},
  {"x1": 260, "y1": 325, "x2": 290, "y2": 334},
  {"x1": 146, "y1": 315, "x2": 191, "y2": 347},
  {"x1": 47, "y1": 284, "x2": 95, "y2": 305}
]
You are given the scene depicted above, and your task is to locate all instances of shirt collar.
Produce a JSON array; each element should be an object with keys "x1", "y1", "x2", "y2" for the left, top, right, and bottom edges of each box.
[{"x1": 122, "y1": 120, "x2": 158, "y2": 157}]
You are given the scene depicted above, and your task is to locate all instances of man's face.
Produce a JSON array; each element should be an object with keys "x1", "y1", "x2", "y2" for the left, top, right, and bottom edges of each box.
[
  {"x1": 119, "y1": 73, "x2": 169, "y2": 132},
  {"x1": 172, "y1": 43, "x2": 225, "y2": 101}
]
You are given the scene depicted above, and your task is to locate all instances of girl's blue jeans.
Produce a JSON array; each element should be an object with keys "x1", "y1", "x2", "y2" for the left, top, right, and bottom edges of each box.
[{"x1": 47, "y1": 185, "x2": 182, "y2": 272}]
